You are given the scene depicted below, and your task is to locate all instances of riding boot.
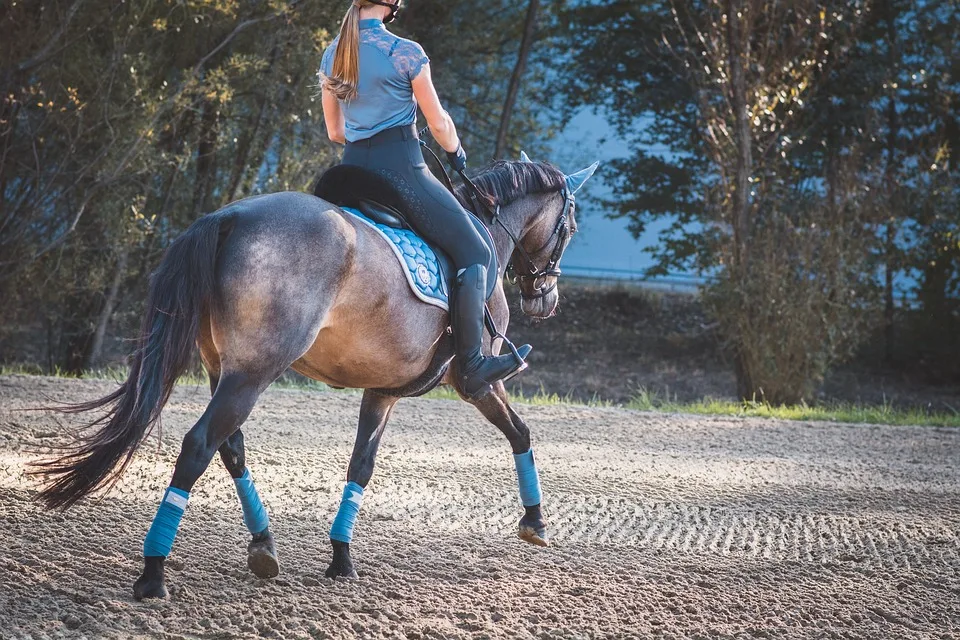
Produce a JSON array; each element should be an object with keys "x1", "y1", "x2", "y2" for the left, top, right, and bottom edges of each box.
[{"x1": 454, "y1": 264, "x2": 532, "y2": 399}]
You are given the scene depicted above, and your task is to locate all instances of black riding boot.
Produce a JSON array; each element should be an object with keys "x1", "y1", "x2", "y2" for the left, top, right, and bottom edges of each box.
[{"x1": 454, "y1": 264, "x2": 532, "y2": 399}]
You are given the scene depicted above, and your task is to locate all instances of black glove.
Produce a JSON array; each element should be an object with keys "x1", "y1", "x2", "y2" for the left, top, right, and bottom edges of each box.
[{"x1": 446, "y1": 144, "x2": 467, "y2": 172}]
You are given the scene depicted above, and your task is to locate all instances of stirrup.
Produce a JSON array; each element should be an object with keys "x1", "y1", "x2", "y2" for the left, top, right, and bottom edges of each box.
[
  {"x1": 460, "y1": 357, "x2": 525, "y2": 399},
  {"x1": 499, "y1": 347, "x2": 531, "y2": 384},
  {"x1": 460, "y1": 344, "x2": 532, "y2": 399}
]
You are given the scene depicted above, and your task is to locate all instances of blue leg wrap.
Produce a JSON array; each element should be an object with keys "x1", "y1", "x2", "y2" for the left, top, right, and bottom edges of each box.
[
  {"x1": 234, "y1": 469, "x2": 270, "y2": 535},
  {"x1": 143, "y1": 487, "x2": 190, "y2": 557},
  {"x1": 513, "y1": 449, "x2": 543, "y2": 507},
  {"x1": 329, "y1": 481, "x2": 364, "y2": 543}
]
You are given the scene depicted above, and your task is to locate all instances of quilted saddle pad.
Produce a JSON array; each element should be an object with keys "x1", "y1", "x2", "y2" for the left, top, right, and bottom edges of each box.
[{"x1": 341, "y1": 206, "x2": 450, "y2": 310}]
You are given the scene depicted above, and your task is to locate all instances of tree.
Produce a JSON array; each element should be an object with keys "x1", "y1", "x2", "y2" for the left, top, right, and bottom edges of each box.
[
  {"x1": 0, "y1": 0, "x2": 567, "y2": 372},
  {"x1": 494, "y1": 0, "x2": 541, "y2": 159},
  {"x1": 562, "y1": 0, "x2": 879, "y2": 402},
  {"x1": 402, "y1": 0, "x2": 561, "y2": 162},
  {"x1": 0, "y1": 0, "x2": 343, "y2": 371}
]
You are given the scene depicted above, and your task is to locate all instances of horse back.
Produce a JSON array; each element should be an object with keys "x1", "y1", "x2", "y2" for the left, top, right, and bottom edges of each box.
[{"x1": 205, "y1": 191, "x2": 449, "y2": 389}]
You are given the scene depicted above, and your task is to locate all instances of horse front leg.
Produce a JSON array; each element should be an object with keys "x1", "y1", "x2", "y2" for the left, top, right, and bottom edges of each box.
[
  {"x1": 218, "y1": 429, "x2": 279, "y2": 578},
  {"x1": 326, "y1": 389, "x2": 399, "y2": 579},
  {"x1": 471, "y1": 381, "x2": 548, "y2": 546}
]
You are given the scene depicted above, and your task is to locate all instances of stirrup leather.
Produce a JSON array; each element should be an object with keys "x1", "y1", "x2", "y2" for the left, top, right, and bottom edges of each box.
[{"x1": 483, "y1": 305, "x2": 528, "y2": 366}]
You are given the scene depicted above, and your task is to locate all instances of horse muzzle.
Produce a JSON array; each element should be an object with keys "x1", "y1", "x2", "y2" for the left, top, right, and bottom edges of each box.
[{"x1": 519, "y1": 281, "x2": 559, "y2": 319}]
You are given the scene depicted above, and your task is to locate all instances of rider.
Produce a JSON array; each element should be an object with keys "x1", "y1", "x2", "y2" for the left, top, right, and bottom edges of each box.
[{"x1": 319, "y1": 0, "x2": 530, "y2": 399}]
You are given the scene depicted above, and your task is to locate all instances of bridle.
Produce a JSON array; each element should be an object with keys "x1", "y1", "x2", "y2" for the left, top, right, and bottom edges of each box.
[
  {"x1": 418, "y1": 135, "x2": 574, "y2": 301},
  {"x1": 464, "y1": 179, "x2": 574, "y2": 301}
]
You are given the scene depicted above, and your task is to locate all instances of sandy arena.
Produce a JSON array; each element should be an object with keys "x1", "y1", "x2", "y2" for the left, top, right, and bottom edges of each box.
[{"x1": 0, "y1": 375, "x2": 958, "y2": 638}]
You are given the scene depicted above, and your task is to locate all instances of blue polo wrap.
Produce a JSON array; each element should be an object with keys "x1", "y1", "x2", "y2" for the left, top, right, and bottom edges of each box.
[
  {"x1": 143, "y1": 487, "x2": 189, "y2": 557},
  {"x1": 330, "y1": 481, "x2": 364, "y2": 543},
  {"x1": 234, "y1": 469, "x2": 270, "y2": 534},
  {"x1": 513, "y1": 449, "x2": 543, "y2": 507}
]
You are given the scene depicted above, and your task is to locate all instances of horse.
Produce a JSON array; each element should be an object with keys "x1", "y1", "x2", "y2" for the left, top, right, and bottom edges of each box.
[{"x1": 32, "y1": 153, "x2": 598, "y2": 600}]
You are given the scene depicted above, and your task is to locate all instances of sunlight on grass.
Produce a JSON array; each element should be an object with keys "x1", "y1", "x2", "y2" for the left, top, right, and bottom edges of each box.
[
  {"x1": 2, "y1": 365, "x2": 955, "y2": 427},
  {"x1": 626, "y1": 386, "x2": 960, "y2": 428},
  {"x1": 424, "y1": 384, "x2": 613, "y2": 407}
]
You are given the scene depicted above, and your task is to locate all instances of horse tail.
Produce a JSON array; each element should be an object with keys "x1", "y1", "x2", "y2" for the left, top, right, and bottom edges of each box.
[{"x1": 33, "y1": 212, "x2": 232, "y2": 509}]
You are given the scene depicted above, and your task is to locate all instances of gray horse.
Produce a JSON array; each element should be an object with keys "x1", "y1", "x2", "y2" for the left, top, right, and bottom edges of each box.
[{"x1": 34, "y1": 156, "x2": 597, "y2": 599}]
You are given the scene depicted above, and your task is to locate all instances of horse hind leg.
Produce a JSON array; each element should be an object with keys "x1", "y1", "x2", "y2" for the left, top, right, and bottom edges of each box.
[
  {"x1": 470, "y1": 381, "x2": 548, "y2": 547},
  {"x1": 200, "y1": 312, "x2": 279, "y2": 576},
  {"x1": 133, "y1": 371, "x2": 268, "y2": 600},
  {"x1": 219, "y1": 429, "x2": 280, "y2": 578}
]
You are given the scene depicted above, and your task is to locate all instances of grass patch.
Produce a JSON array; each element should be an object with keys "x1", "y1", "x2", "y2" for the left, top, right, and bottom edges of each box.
[
  {"x1": 0, "y1": 363, "x2": 339, "y2": 393},
  {"x1": 424, "y1": 384, "x2": 613, "y2": 407},
  {"x1": 627, "y1": 387, "x2": 960, "y2": 427},
  {"x1": 3, "y1": 364, "x2": 955, "y2": 426}
]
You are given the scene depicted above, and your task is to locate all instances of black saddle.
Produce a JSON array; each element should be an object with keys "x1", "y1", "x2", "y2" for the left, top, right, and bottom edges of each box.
[{"x1": 313, "y1": 164, "x2": 498, "y2": 301}]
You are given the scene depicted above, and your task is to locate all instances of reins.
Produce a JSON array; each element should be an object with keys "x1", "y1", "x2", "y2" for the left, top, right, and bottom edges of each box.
[{"x1": 418, "y1": 133, "x2": 573, "y2": 298}]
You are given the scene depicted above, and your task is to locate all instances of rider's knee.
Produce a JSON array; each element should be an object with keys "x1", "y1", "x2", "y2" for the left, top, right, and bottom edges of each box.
[{"x1": 458, "y1": 237, "x2": 490, "y2": 269}]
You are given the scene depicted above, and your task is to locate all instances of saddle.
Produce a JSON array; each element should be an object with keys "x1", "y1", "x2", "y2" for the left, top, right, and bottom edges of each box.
[{"x1": 313, "y1": 165, "x2": 498, "y2": 307}]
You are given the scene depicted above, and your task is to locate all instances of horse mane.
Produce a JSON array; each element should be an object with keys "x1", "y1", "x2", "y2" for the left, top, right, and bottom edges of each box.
[{"x1": 454, "y1": 160, "x2": 566, "y2": 212}]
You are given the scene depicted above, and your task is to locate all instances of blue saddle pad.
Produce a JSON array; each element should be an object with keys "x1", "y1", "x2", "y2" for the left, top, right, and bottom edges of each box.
[{"x1": 342, "y1": 207, "x2": 451, "y2": 310}]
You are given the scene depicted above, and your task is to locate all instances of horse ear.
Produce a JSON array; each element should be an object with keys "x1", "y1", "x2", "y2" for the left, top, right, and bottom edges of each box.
[
  {"x1": 564, "y1": 161, "x2": 599, "y2": 194},
  {"x1": 519, "y1": 150, "x2": 532, "y2": 163}
]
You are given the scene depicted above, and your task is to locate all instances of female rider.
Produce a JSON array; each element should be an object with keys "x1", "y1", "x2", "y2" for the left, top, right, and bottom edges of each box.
[{"x1": 319, "y1": 0, "x2": 530, "y2": 399}]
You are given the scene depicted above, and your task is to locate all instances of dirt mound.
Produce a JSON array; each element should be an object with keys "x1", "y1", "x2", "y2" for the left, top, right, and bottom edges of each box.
[{"x1": 1, "y1": 375, "x2": 958, "y2": 638}]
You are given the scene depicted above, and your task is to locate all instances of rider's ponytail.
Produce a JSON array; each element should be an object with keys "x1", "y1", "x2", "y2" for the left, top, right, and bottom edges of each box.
[{"x1": 323, "y1": 2, "x2": 365, "y2": 101}]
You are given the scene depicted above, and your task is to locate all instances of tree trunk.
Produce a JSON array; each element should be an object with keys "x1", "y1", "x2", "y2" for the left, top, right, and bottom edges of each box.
[
  {"x1": 192, "y1": 99, "x2": 219, "y2": 217},
  {"x1": 224, "y1": 96, "x2": 268, "y2": 204},
  {"x1": 884, "y1": 222, "x2": 895, "y2": 361},
  {"x1": 237, "y1": 75, "x2": 299, "y2": 197},
  {"x1": 85, "y1": 247, "x2": 128, "y2": 369},
  {"x1": 725, "y1": 0, "x2": 756, "y2": 399},
  {"x1": 726, "y1": 0, "x2": 752, "y2": 276},
  {"x1": 60, "y1": 292, "x2": 100, "y2": 375},
  {"x1": 493, "y1": 0, "x2": 540, "y2": 159},
  {"x1": 882, "y1": 1, "x2": 900, "y2": 364}
]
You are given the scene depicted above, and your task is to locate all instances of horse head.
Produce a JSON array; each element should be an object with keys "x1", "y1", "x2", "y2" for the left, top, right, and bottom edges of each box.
[{"x1": 508, "y1": 152, "x2": 598, "y2": 319}]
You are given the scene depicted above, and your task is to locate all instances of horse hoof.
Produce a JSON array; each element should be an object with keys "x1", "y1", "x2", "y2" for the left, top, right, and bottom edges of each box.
[
  {"x1": 247, "y1": 533, "x2": 280, "y2": 579},
  {"x1": 133, "y1": 575, "x2": 168, "y2": 600},
  {"x1": 324, "y1": 560, "x2": 358, "y2": 579},
  {"x1": 518, "y1": 523, "x2": 549, "y2": 547}
]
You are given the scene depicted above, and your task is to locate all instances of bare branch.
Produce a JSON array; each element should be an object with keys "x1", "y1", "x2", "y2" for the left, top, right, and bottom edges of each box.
[{"x1": 15, "y1": 0, "x2": 88, "y2": 73}]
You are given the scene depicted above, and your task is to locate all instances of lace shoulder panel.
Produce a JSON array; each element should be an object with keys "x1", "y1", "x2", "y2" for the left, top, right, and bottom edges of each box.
[
  {"x1": 363, "y1": 29, "x2": 430, "y2": 81},
  {"x1": 391, "y1": 38, "x2": 430, "y2": 81}
]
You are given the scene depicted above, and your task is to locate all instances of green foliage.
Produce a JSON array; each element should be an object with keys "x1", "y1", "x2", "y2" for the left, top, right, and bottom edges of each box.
[
  {"x1": 560, "y1": 0, "x2": 960, "y2": 398},
  {"x1": 400, "y1": 0, "x2": 563, "y2": 161},
  {"x1": 0, "y1": 0, "x2": 563, "y2": 372}
]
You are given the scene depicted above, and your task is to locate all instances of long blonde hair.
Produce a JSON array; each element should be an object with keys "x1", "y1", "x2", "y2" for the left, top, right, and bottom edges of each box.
[{"x1": 322, "y1": 1, "x2": 376, "y2": 101}]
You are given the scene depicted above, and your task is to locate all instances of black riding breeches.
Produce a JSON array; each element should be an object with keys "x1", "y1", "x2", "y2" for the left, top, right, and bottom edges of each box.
[{"x1": 341, "y1": 125, "x2": 491, "y2": 270}]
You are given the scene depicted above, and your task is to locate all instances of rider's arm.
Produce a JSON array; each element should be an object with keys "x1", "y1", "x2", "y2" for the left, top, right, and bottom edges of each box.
[
  {"x1": 411, "y1": 63, "x2": 460, "y2": 154},
  {"x1": 322, "y1": 87, "x2": 346, "y2": 145}
]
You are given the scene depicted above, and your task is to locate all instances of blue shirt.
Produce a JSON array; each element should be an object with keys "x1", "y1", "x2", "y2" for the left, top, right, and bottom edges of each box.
[{"x1": 319, "y1": 19, "x2": 430, "y2": 143}]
